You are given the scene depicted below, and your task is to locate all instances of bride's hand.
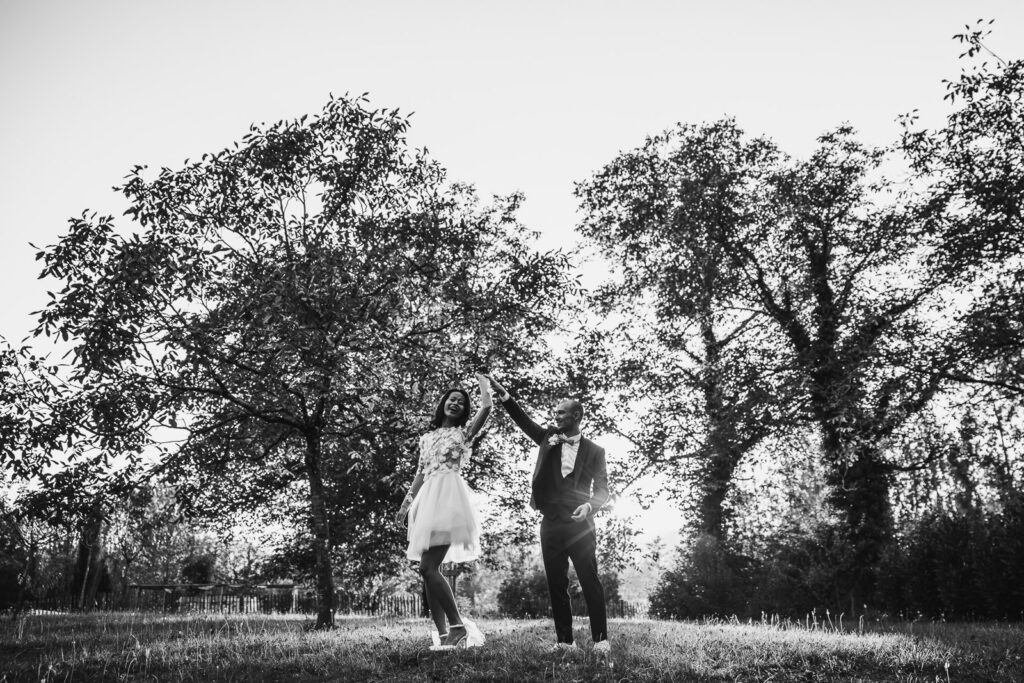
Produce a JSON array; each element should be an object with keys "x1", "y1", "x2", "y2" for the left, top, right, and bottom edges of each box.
[{"x1": 396, "y1": 496, "x2": 412, "y2": 526}]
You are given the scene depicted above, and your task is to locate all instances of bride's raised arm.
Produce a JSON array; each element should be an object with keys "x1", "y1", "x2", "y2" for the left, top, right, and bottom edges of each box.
[{"x1": 465, "y1": 373, "x2": 493, "y2": 442}]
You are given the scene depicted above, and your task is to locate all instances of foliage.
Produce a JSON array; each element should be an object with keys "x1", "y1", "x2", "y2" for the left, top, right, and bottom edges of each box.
[
  {"x1": 30, "y1": 94, "x2": 573, "y2": 627},
  {"x1": 899, "y1": 21, "x2": 1024, "y2": 401},
  {"x1": 651, "y1": 397, "x2": 1024, "y2": 621},
  {"x1": 180, "y1": 553, "x2": 218, "y2": 584},
  {"x1": 2, "y1": 22, "x2": 1021, "y2": 632},
  {"x1": 574, "y1": 120, "x2": 798, "y2": 540},
  {"x1": 596, "y1": 514, "x2": 642, "y2": 574},
  {"x1": 495, "y1": 567, "x2": 550, "y2": 618},
  {"x1": 650, "y1": 513, "x2": 1024, "y2": 622},
  {"x1": 0, "y1": 503, "x2": 29, "y2": 608},
  {"x1": 580, "y1": 27, "x2": 1024, "y2": 608},
  {"x1": 0, "y1": 517, "x2": 79, "y2": 611},
  {"x1": 648, "y1": 535, "x2": 754, "y2": 619},
  {"x1": 0, "y1": 482, "x2": 269, "y2": 612},
  {"x1": 595, "y1": 121, "x2": 968, "y2": 601},
  {"x1": 877, "y1": 397, "x2": 1024, "y2": 620},
  {"x1": 0, "y1": 341, "x2": 124, "y2": 523},
  {"x1": 878, "y1": 506, "x2": 1024, "y2": 620},
  {"x1": 495, "y1": 566, "x2": 622, "y2": 618}
]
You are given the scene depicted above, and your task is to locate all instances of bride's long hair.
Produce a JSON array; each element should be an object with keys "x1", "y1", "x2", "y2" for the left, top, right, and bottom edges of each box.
[{"x1": 429, "y1": 388, "x2": 472, "y2": 429}]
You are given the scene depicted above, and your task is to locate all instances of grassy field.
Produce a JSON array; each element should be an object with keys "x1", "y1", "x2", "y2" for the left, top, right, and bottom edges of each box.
[{"x1": 1, "y1": 612, "x2": 1021, "y2": 682}]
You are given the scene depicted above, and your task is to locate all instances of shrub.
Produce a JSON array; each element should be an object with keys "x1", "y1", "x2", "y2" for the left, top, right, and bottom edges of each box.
[
  {"x1": 181, "y1": 554, "x2": 217, "y2": 584},
  {"x1": 649, "y1": 535, "x2": 754, "y2": 619},
  {"x1": 497, "y1": 569, "x2": 550, "y2": 618},
  {"x1": 497, "y1": 567, "x2": 622, "y2": 618}
]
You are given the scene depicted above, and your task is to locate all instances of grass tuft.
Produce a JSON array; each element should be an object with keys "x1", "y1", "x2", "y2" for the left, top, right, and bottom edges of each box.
[{"x1": 0, "y1": 613, "x2": 1020, "y2": 681}]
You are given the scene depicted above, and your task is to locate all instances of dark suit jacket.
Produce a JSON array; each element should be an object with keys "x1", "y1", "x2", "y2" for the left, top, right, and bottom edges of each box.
[{"x1": 502, "y1": 395, "x2": 610, "y2": 517}]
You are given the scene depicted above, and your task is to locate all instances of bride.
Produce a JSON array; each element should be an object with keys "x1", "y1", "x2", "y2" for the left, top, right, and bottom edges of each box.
[{"x1": 397, "y1": 373, "x2": 492, "y2": 649}]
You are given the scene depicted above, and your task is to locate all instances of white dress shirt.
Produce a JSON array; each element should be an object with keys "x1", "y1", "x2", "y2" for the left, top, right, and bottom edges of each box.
[{"x1": 560, "y1": 434, "x2": 582, "y2": 478}]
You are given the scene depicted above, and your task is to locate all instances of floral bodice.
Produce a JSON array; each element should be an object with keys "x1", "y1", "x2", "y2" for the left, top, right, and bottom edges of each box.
[{"x1": 416, "y1": 426, "x2": 475, "y2": 480}]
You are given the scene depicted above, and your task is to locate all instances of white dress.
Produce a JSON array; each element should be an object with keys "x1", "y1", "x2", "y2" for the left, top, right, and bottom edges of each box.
[{"x1": 405, "y1": 426, "x2": 482, "y2": 562}]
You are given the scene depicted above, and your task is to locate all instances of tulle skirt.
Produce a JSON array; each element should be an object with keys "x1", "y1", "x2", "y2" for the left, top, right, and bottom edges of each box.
[{"x1": 406, "y1": 471, "x2": 481, "y2": 563}]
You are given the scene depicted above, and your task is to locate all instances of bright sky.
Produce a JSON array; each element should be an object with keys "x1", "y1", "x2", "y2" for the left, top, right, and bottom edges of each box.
[{"x1": 3, "y1": 0, "x2": 1023, "y2": 551}]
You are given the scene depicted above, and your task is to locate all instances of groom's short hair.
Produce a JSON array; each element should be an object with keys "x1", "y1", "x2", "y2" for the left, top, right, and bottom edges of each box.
[{"x1": 564, "y1": 398, "x2": 584, "y2": 421}]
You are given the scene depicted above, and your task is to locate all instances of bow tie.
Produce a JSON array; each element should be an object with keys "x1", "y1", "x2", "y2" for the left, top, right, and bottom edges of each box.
[{"x1": 548, "y1": 433, "x2": 581, "y2": 446}]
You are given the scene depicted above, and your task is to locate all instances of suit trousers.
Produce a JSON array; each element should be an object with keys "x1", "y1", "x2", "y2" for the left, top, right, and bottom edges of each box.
[{"x1": 539, "y1": 515, "x2": 607, "y2": 644}]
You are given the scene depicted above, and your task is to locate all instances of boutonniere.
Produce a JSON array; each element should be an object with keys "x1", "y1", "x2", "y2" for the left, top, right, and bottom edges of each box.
[{"x1": 548, "y1": 434, "x2": 569, "y2": 446}]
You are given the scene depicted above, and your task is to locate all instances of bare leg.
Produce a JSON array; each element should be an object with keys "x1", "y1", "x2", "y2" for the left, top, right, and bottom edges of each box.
[
  {"x1": 423, "y1": 570, "x2": 447, "y2": 635},
  {"x1": 419, "y1": 544, "x2": 462, "y2": 634}
]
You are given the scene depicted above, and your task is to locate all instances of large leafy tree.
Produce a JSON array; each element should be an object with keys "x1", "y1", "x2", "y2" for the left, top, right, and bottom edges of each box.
[
  {"x1": 32, "y1": 95, "x2": 570, "y2": 628},
  {"x1": 578, "y1": 117, "x2": 991, "y2": 609},
  {"x1": 575, "y1": 120, "x2": 796, "y2": 541}
]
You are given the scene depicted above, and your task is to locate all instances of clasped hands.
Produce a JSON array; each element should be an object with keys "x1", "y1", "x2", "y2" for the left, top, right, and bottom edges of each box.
[{"x1": 482, "y1": 373, "x2": 509, "y2": 403}]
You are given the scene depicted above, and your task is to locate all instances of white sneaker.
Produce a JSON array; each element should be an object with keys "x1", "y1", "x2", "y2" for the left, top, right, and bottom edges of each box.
[
  {"x1": 593, "y1": 640, "x2": 611, "y2": 656},
  {"x1": 550, "y1": 641, "x2": 578, "y2": 653}
]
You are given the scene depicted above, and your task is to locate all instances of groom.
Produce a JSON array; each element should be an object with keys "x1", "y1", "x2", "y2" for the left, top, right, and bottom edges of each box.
[{"x1": 492, "y1": 382, "x2": 610, "y2": 654}]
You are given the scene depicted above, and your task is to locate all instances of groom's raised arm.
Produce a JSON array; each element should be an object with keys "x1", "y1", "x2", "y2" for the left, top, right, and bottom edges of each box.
[{"x1": 498, "y1": 393, "x2": 548, "y2": 446}]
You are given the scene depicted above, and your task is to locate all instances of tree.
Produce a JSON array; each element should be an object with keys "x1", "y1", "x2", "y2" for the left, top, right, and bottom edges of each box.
[
  {"x1": 3, "y1": 336, "x2": 145, "y2": 613},
  {"x1": 1, "y1": 364, "x2": 138, "y2": 612},
  {"x1": 0, "y1": 501, "x2": 29, "y2": 610},
  {"x1": 575, "y1": 120, "x2": 797, "y2": 541},
  {"x1": 575, "y1": 23, "x2": 1024, "y2": 617},
  {"x1": 32, "y1": 94, "x2": 571, "y2": 628},
  {"x1": 577, "y1": 110, "x2": 1013, "y2": 609},
  {"x1": 103, "y1": 485, "x2": 222, "y2": 588},
  {"x1": 901, "y1": 21, "x2": 1024, "y2": 400}
]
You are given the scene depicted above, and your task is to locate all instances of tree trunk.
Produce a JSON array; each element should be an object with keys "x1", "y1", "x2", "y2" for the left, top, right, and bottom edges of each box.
[
  {"x1": 74, "y1": 511, "x2": 106, "y2": 611},
  {"x1": 821, "y1": 426, "x2": 893, "y2": 612},
  {"x1": 697, "y1": 458, "x2": 733, "y2": 539},
  {"x1": 119, "y1": 554, "x2": 134, "y2": 610},
  {"x1": 304, "y1": 430, "x2": 336, "y2": 629},
  {"x1": 697, "y1": 404, "x2": 743, "y2": 540},
  {"x1": 696, "y1": 316, "x2": 742, "y2": 540},
  {"x1": 76, "y1": 546, "x2": 92, "y2": 610},
  {"x1": 14, "y1": 532, "x2": 38, "y2": 616}
]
